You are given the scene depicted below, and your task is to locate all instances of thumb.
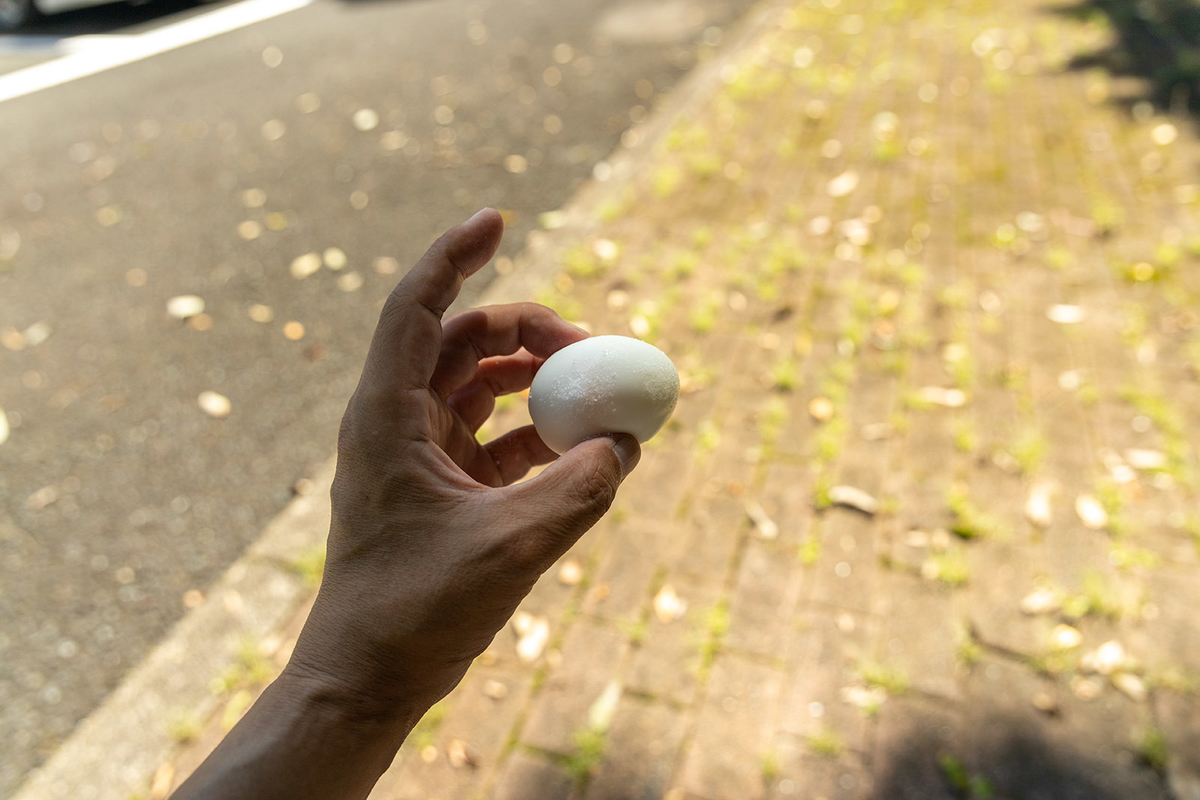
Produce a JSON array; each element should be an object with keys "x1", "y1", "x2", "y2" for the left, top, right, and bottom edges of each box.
[{"x1": 500, "y1": 434, "x2": 640, "y2": 567}]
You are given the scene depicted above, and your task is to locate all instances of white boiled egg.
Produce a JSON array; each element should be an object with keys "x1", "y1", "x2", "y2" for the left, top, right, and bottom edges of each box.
[{"x1": 529, "y1": 335, "x2": 680, "y2": 454}]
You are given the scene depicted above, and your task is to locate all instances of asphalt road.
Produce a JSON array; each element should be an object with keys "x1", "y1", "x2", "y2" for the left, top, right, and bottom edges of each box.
[{"x1": 0, "y1": 0, "x2": 755, "y2": 792}]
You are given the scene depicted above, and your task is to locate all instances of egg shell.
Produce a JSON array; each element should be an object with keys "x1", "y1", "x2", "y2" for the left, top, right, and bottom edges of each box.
[{"x1": 529, "y1": 335, "x2": 680, "y2": 454}]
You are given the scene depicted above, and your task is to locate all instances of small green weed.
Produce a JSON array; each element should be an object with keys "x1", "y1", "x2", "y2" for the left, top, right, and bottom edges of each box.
[
  {"x1": 1136, "y1": 728, "x2": 1169, "y2": 775},
  {"x1": 858, "y1": 661, "x2": 910, "y2": 695},
  {"x1": 805, "y1": 728, "x2": 845, "y2": 757},
  {"x1": 938, "y1": 753, "x2": 995, "y2": 798}
]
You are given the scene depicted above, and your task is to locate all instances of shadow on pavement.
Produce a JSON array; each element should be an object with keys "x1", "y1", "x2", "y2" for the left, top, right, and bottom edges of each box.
[
  {"x1": 1053, "y1": 0, "x2": 1200, "y2": 114},
  {"x1": 874, "y1": 711, "x2": 1173, "y2": 800}
]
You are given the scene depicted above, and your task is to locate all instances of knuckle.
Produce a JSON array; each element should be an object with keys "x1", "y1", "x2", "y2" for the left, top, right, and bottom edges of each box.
[{"x1": 568, "y1": 460, "x2": 619, "y2": 521}]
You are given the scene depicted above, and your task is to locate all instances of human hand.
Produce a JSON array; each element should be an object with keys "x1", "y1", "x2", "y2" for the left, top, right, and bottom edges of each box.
[{"x1": 287, "y1": 209, "x2": 640, "y2": 715}]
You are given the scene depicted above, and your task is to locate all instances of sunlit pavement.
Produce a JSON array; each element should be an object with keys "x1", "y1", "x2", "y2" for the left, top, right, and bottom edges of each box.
[{"x1": 0, "y1": 0, "x2": 757, "y2": 791}]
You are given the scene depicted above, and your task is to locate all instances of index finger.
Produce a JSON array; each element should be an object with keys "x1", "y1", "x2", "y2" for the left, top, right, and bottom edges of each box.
[
  {"x1": 362, "y1": 208, "x2": 505, "y2": 391},
  {"x1": 430, "y1": 303, "x2": 588, "y2": 396}
]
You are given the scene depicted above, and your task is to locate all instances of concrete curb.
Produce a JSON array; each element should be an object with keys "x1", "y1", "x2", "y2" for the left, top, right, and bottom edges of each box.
[{"x1": 12, "y1": 3, "x2": 784, "y2": 798}]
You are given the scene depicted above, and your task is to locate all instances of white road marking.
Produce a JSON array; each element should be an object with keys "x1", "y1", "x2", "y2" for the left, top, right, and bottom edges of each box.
[{"x1": 0, "y1": 0, "x2": 314, "y2": 104}]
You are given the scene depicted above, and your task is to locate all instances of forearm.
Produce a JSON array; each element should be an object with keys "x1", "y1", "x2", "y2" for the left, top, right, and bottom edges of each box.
[{"x1": 172, "y1": 666, "x2": 426, "y2": 800}]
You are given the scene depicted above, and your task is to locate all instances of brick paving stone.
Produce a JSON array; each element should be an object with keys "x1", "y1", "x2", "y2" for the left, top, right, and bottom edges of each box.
[
  {"x1": 756, "y1": 463, "x2": 816, "y2": 549},
  {"x1": 582, "y1": 695, "x2": 688, "y2": 800},
  {"x1": 764, "y1": 737, "x2": 872, "y2": 800},
  {"x1": 1154, "y1": 692, "x2": 1200, "y2": 800},
  {"x1": 678, "y1": 654, "x2": 785, "y2": 800},
  {"x1": 669, "y1": 485, "x2": 749, "y2": 589},
  {"x1": 614, "y1": 439, "x2": 695, "y2": 523},
  {"x1": 626, "y1": 578, "x2": 721, "y2": 707},
  {"x1": 489, "y1": 750, "x2": 576, "y2": 800},
  {"x1": 1127, "y1": 567, "x2": 1200, "y2": 679},
  {"x1": 874, "y1": 571, "x2": 959, "y2": 700},
  {"x1": 777, "y1": 608, "x2": 877, "y2": 754},
  {"x1": 960, "y1": 540, "x2": 1051, "y2": 657},
  {"x1": 580, "y1": 518, "x2": 670, "y2": 624},
  {"x1": 965, "y1": 656, "x2": 1169, "y2": 800},
  {"x1": 376, "y1": 662, "x2": 534, "y2": 800},
  {"x1": 725, "y1": 537, "x2": 803, "y2": 658},
  {"x1": 808, "y1": 509, "x2": 878, "y2": 616},
  {"x1": 520, "y1": 616, "x2": 629, "y2": 755},
  {"x1": 871, "y1": 696, "x2": 963, "y2": 800}
]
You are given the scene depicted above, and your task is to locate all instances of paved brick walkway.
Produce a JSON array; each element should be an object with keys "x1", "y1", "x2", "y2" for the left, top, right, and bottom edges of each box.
[{"x1": 163, "y1": 0, "x2": 1200, "y2": 797}]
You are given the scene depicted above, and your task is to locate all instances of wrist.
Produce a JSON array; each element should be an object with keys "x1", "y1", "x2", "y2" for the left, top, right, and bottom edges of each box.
[{"x1": 279, "y1": 656, "x2": 433, "y2": 735}]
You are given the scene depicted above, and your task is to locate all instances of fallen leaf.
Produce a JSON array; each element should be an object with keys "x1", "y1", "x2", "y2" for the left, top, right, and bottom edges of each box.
[
  {"x1": 420, "y1": 745, "x2": 438, "y2": 763},
  {"x1": 26, "y1": 485, "x2": 60, "y2": 511},
  {"x1": 353, "y1": 108, "x2": 380, "y2": 132},
  {"x1": 483, "y1": 679, "x2": 509, "y2": 699},
  {"x1": 1019, "y1": 586, "x2": 1060, "y2": 615},
  {"x1": 290, "y1": 253, "x2": 322, "y2": 280},
  {"x1": 557, "y1": 559, "x2": 584, "y2": 586},
  {"x1": 1024, "y1": 481, "x2": 1054, "y2": 528},
  {"x1": 593, "y1": 239, "x2": 620, "y2": 263},
  {"x1": 809, "y1": 397, "x2": 834, "y2": 422},
  {"x1": 828, "y1": 485, "x2": 879, "y2": 515},
  {"x1": 149, "y1": 762, "x2": 174, "y2": 800},
  {"x1": 1049, "y1": 624, "x2": 1082, "y2": 650},
  {"x1": 861, "y1": 423, "x2": 892, "y2": 441},
  {"x1": 917, "y1": 386, "x2": 967, "y2": 408},
  {"x1": 1075, "y1": 494, "x2": 1108, "y2": 530},
  {"x1": 248, "y1": 304, "x2": 275, "y2": 323},
  {"x1": 237, "y1": 220, "x2": 262, "y2": 240},
  {"x1": 22, "y1": 321, "x2": 52, "y2": 347},
  {"x1": 512, "y1": 612, "x2": 550, "y2": 663},
  {"x1": 1070, "y1": 675, "x2": 1103, "y2": 701},
  {"x1": 1046, "y1": 304, "x2": 1085, "y2": 324},
  {"x1": 606, "y1": 289, "x2": 630, "y2": 311},
  {"x1": 840, "y1": 685, "x2": 887, "y2": 710},
  {"x1": 653, "y1": 584, "x2": 688, "y2": 622},
  {"x1": 1031, "y1": 692, "x2": 1059, "y2": 715},
  {"x1": 198, "y1": 391, "x2": 232, "y2": 418},
  {"x1": 1125, "y1": 449, "x2": 1167, "y2": 471},
  {"x1": 337, "y1": 272, "x2": 364, "y2": 292},
  {"x1": 1, "y1": 327, "x2": 25, "y2": 351},
  {"x1": 0, "y1": 407, "x2": 8, "y2": 446},
  {"x1": 1058, "y1": 370, "x2": 1082, "y2": 391},
  {"x1": 447, "y1": 738, "x2": 479, "y2": 769},
  {"x1": 1082, "y1": 640, "x2": 1126, "y2": 676},
  {"x1": 1151, "y1": 123, "x2": 1178, "y2": 146},
  {"x1": 1111, "y1": 672, "x2": 1147, "y2": 702},
  {"x1": 745, "y1": 501, "x2": 779, "y2": 540},
  {"x1": 283, "y1": 321, "x2": 306, "y2": 341},
  {"x1": 586, "y1": 680, "x2": 622, "y2": 732},
  {"x1": 167, "y1": 295, "x2": 205, "y2": 320},
  {"x1": 373, "y1": 256, "x2": 399, "y2": 275},
  {"x1": 827, "y1": 170, "x2": 859, "y2": 198},
  {"x1": 323, "y1": 248, "x2": 347, "y2": 270}
]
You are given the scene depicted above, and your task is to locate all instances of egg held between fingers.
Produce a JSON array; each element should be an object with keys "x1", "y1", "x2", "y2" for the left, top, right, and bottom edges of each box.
[{"x1": 528, "y1": 335, "x2": 680, "y2": 455}]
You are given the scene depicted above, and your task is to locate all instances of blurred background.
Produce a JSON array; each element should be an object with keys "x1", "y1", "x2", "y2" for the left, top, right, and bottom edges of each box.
[
  {"x1": 3, "y1": 0, "x2": 1200, "y2": 798},
  {"x1": 0, "y1": 0, "x2": 755, "y2": 792}
]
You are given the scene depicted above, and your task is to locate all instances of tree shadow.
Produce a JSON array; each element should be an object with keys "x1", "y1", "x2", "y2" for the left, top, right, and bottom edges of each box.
[
  {"x1": 1052, "y1": 0, "x2": 1200, "y2": 114},
  {"x1": 873, "y1": 706, "x2": 1176, "y2": 800}
]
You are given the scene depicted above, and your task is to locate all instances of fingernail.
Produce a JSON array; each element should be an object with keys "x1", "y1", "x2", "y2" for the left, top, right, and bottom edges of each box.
[
  {"x1": 466, "y1": 207, "x2": 493, "y2": 225},
  {"x1": 566, "y1": 321, "x2": 590, "y2": 336},
  {"x1": 611, "y1": 435, "x2": 641, "y2": 478}
]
